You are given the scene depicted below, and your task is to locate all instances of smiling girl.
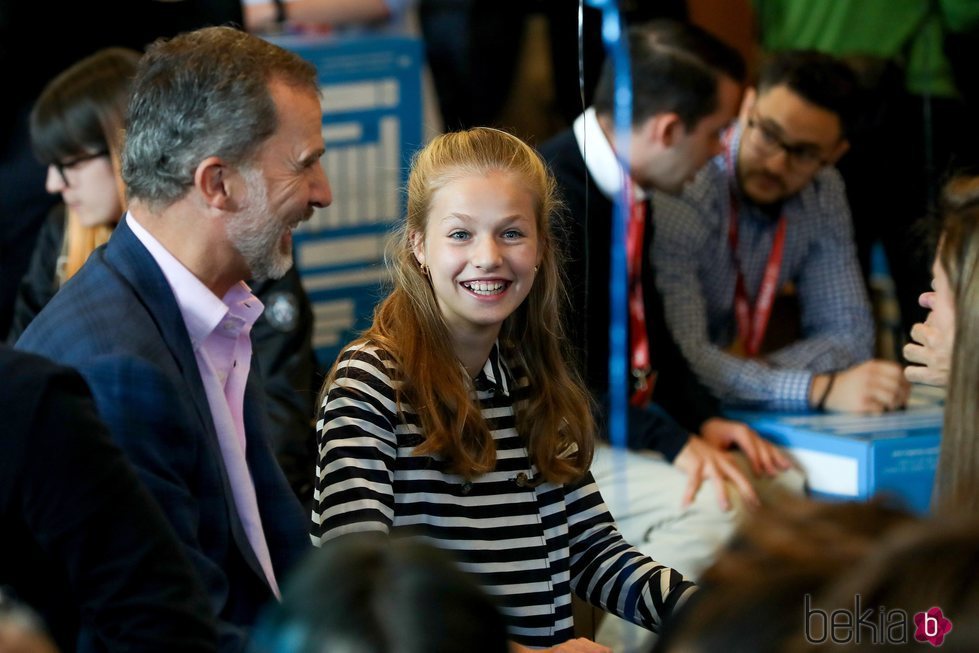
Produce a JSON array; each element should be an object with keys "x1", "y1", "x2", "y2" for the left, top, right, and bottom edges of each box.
[{"x1": 311, "y1": 127, "x2": 695, "y2": 651}]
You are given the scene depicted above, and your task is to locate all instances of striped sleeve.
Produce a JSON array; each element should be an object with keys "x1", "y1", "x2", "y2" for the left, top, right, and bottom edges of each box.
[
  {"x1": 311, "y1": 345, "x2": 401, "y2": 546},
  {"x1": 565, "y1": 472, "x2": 697, "y2": 632}
]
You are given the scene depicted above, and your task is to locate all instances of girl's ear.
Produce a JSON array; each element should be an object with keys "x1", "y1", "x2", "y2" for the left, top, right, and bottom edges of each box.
[{"x1": 410, "y1": 231, "x2": 425, "y2": 267}]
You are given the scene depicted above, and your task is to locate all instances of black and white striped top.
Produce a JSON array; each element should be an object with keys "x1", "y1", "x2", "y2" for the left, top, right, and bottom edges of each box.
[{"x1": 311, "y1": 342, "x2": 695, "y2": 648}]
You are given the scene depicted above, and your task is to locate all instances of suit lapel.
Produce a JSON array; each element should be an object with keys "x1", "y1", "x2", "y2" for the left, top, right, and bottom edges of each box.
[
  {"x1": 104, "y1": 221, "x2": 216, "y2": 438},
  {"x1": 103, "y1": 219, "x2": 274, "y2": 591}
]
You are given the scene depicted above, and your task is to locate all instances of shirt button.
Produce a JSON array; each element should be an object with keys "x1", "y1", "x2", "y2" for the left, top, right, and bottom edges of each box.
[{"x1": 460, "y1": 481, "x2": 472, "y2": 495}]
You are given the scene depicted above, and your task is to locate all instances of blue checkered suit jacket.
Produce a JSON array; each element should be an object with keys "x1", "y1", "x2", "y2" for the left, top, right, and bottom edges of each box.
[{"x1": 16, "y1": 218, "x2": 310, "y2": 652}]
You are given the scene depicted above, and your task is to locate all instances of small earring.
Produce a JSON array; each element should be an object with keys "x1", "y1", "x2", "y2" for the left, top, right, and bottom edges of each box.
[
  {"x1": 533, "y1": 265, "x2": 539, "y2": 273},
  {"x1": 420, "y1": 263, "x2": 428, "y2": 275}
]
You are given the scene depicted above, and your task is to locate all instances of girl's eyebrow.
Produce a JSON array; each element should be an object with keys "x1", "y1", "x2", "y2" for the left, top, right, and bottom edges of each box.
[
  {"x1": 440, "y1": 212, "x2": 473, "y2": 224},
  {"x1": 440, "y1": 213, "x2": 531, "y2": 225}
]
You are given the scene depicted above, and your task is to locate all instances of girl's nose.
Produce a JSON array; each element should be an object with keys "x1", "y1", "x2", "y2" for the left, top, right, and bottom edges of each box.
[
  {"x1": 46, "y1": 165, "x2": 66, "y2": 194},
  {"x1": 473, "y1": 237, "x2": 502, "y2": 270}
]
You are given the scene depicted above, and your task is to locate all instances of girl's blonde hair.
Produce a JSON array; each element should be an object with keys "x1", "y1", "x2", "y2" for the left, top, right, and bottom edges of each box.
[
  {"x1": 935, "y1": 175, "x2": 979, "y2": 511},
  {"x1": 325, "y1": 128, "x2": 594, "y2": 482}
]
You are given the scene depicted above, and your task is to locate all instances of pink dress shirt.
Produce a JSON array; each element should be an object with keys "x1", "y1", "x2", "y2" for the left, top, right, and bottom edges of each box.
[{"x1": 127, "y1": 213, "x2": 281, "y2": 598}]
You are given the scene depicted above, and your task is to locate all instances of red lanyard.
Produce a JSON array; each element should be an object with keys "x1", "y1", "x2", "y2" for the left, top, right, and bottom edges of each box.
[
  {"x1": 727, "y1": 190, "x2": 787, "y2": 357},
  {"x1": 626, "y1": 187, "x2": 655, "y2": 406}
]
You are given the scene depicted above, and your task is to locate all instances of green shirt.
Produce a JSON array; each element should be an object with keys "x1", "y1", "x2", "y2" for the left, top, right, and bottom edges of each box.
[{"x1": 754, "y1": 0, "x2": 979, "y2": 98}]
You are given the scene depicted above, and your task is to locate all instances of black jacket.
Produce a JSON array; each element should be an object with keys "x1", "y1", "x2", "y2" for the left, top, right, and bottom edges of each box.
[
  {"x1": 9, "y1": 206, "x2": 318, "y2": 504},
  {"x1": 0, "y1": 346, "x2": 218, "y2": 653},
  {"x1": 540, "y1": 129, "x2": 721, "y2": 460}
]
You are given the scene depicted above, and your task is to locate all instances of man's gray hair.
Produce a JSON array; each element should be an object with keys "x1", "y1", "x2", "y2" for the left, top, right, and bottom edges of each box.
[{"x1": 122, "y1": 26, "x2": 318, "y2": 208}]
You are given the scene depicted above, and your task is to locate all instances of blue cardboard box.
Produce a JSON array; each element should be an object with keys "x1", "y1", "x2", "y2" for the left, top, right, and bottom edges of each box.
[{"x1": 729, "y1": 393, "x2": 942, "y2": 513}]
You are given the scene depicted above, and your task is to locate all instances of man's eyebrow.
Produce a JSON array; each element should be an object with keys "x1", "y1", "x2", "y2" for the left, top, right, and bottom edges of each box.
[
  {"x1": 301, "y1": 148, "x2": 326, "y2": 166},
  {"x1": 759, "y1": 118, "x2": 826, "y2": 151}
]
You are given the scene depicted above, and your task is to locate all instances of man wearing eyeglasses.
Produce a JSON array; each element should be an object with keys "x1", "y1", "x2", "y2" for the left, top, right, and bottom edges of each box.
[{"x1": 654, "y1": 50, "x2": 910, "y2": 414}]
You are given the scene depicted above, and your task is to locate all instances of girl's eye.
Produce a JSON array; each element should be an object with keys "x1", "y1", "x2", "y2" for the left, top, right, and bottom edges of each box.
[
  {"x1": 502, "y1": 229, "x2": 523, "y2": 239},
  {"x1": 448, "y1": 231, "x2": 470, "y2": 240}
]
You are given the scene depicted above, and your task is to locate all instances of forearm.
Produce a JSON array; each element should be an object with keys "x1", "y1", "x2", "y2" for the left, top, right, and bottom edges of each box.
[
  {"x1": 566, "y1": 474, "x2": 696, "y2": 631},
  {"x1": 764, "y1": 333, "x2": 866, "y2": 372},
  {"x1": 595, "y1": 395, "x2": 690, "y2": 460},
  {"x1": 684, "y1": 341, "x2": 815, "y2": 411},
  {"x1": 624, "y1": 403, "x2": 690, "y2": 462},
  {"x1": 651, "y1": 364, "x2": 720, "y2": 434}
]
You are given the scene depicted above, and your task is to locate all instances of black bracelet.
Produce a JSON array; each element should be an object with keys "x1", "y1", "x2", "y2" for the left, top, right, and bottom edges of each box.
[
  {"x1": 272, "y1": 0, "x2": 287, "y2": 24},
  {"x1": 816, "y1": 372, "x2": 837, "y2": 411}
]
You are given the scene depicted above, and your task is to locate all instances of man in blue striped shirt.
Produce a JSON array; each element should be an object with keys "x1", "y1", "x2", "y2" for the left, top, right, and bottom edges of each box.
[{"x1": 654, "y1": 50, "x2": 910, "y2": 413}]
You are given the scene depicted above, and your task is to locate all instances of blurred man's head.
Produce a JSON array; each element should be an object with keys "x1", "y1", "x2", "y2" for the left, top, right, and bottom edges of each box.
[
  {"x1": 0, "y1": 593, "x2": 58, "y2": 653},
  {"x1": 253, "y1": 533, "x2": 510, "y2": 653},
  {"x1": 593, "y1": 20, "x2": 746, "y2": 194}
]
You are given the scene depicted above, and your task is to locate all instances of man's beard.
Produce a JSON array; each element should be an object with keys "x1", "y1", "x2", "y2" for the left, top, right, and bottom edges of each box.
[{"x1": 228, "y1": 168, "x2": 293, "y2": 282}]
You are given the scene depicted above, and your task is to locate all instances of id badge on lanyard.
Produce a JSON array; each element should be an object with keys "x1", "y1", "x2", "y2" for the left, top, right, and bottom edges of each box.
[
  {"x1": 626, "y1": 186, "x2": 655, "y2": 406},
  {"x1": 724, "y1": 131, "x2": 787, "y2": 358},
  {"x1": 728, "y1": 192, "x2": 787, "y2": 357}
]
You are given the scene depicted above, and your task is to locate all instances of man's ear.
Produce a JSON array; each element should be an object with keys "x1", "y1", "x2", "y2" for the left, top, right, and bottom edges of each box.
[
  {"x1": 639, "y1": 113, "x2": 684, "y2": 148},
  {"x1": 826, "y1": 139, "x2": 850, "y2": 165},
  {"x1": 410, "y1": 230, "x2": 425, "y2": 267},
  {"x1": 194, "y1": 156, "x2": 232, "y2": 210},
  {"x1": 659, "y1": 113, "x2": 686, "y2": 148},
  {"x1": 738, "y1": 87, "x2": 757, "y2": 123}
]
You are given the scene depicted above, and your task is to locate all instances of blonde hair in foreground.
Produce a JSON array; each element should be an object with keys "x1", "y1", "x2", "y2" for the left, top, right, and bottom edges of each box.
[
  {"x1": 936, "y1": 174, "x2": 979, "y2": 511},
  {"x1": 324, "y1": 127, "x2": 595, "y2": 482}
]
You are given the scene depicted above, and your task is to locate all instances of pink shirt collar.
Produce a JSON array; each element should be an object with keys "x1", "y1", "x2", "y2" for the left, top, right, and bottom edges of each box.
[{"x1": 125, "y1": 213, "x2": 263, "y2": 345}]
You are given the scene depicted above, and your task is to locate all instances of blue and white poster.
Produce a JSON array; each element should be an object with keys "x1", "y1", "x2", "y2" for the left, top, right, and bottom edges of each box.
[{"x1": 273, "y1": 33, "x2": 424, "y2": 368}]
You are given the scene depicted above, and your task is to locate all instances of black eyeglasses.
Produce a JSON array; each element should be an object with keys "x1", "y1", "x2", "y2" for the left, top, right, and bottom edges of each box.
[
  {"x1": 52, "y1": 149, "x2": 109, "y2": 187},
  {"x1": 745, "y1": 115, "x2": 827, "y2": 171}
]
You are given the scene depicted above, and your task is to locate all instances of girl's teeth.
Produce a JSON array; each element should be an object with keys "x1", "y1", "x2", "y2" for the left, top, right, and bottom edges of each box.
[{"x1": 466, "y1": 281, "x2": 505, "y2": 294}]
